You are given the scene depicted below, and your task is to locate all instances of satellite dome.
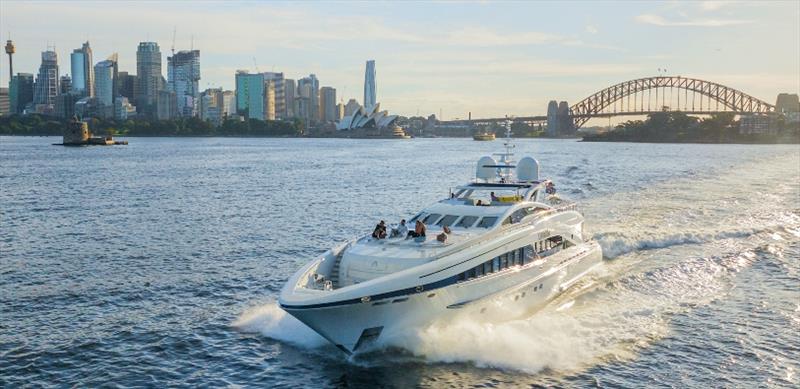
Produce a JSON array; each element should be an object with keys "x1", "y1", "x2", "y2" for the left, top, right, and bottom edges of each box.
[
  {"x1": 517, "y1": 156, "x2": 540, "y2": 181},
  {"x1": 476, "y1": 156, "x2": 497, "y2": 181}
]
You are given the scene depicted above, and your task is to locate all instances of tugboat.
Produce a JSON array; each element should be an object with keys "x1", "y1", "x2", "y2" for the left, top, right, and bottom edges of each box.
[
  {"x1": 279, "y1": 121, "x2": 603, "y2": 354},
  {"x1": 55, "y1": 116, "x2": 128, "y2": 146}
]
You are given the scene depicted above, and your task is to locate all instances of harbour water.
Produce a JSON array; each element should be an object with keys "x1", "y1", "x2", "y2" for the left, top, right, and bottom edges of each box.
[{"x1": 1, "y1": 136, "x2": 798, "y2": 387}]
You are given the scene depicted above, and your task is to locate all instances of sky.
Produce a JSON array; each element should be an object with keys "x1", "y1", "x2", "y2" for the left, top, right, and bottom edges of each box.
[{"x1": 1, "y1": 0, "x2": 798, "y2": 120}]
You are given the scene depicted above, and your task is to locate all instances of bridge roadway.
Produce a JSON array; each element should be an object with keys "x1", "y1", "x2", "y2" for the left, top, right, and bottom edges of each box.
[{"x1": 440, "y1": 110, "x2": 735, "y2": 126}]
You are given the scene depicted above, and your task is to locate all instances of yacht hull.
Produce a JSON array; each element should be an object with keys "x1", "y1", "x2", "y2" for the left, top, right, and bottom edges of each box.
[{"x1": 280, "y1": 241, "x2": 602, "y2": 354}]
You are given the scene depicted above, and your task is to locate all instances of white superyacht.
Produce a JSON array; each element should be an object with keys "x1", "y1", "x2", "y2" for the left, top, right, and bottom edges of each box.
[{"x1": 279, "y1": 128, "x2": 603, "y2": 354}]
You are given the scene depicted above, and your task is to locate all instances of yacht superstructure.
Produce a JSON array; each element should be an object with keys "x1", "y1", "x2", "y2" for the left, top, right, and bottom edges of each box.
[{"x1": 279, "y1": 125, "x2": 603, "y2": 354}]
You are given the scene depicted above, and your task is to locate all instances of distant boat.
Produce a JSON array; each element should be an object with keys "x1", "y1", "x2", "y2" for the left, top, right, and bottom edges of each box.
[
  {"x1": 473, "y1": 132, "x2": 495, "y2": 141},
  {"x1": 392, "y1": 125, "x2": 412, "y2": 139}
]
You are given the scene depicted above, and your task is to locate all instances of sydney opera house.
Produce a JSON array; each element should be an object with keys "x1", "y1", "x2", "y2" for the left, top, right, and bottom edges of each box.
[{"x1": 336, "y1": 102, "x2": 398, "y2": 131}]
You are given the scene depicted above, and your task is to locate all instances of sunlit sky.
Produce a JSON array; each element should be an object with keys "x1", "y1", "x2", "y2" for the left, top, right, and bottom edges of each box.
[{"x1": 1, "y1": 0, "x2": 798, "y2": 120}]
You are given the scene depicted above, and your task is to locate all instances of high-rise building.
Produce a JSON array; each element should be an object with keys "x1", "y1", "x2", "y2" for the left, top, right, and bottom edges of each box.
[
  {"x1": 344, "y1": 98, "x2": 360, "y2": 116},
  {"x1": 364, "y1": 60, "x2": 376, "y2": 109},
  {"x1": 319, "y1": 86, "x2": 337, "y2": 122},
  {"x1": 262, "y1": 72, "x2": 286, "y2": 118},
  {"x1": 94, "y1": 60, "x2": 115, "y2": 117},
  {"x1": 235, "y1": 70, "x2": 264, "y2": 120},
  {"x1": 114, "y1": 96, "x2": 136, "y2": 120},
  {"x1": 107, "y1": 53, "x2": 119, "y2": 100},
  {"x1": 10, "y1": 73, "x2": 34, "y2": 114},
  {"x1": 136, "y1": 42, "x2": 162, "y2": 117},
  {"x1": 70, "y1": 42, "x2": 94, "y2": 97},
  {"x1": 0, "y1": 87, "x2": 9, "y2": 116},
  {"x1": 157, "y1": 90, "x2": 177, "y2": 120},
  {"x1": 33, "y1": 50, "x2": 59, "y2": 113},
  {"x1": 118, "y1": 71, "x2": 137, "y2": 102},
  {"x1": 221, "y1": 90, "x2": 235, "y2": 119},
  {"x1": 54, "y1": 93, "x2": 78, "y2": 118},
  {"x1": 284, "y1": 78, "x2": 295, "y2": 118},
  {"x1": 298, "y1": 74, "x2": 319, "y2": 123},
  {"x1": 265, "y1": 80, "x2": 276, "y2": 121},
  {"x1": 336, "y1": 102, "x2": 344, "y2": 121},
  {"x1": 167, "y1": 50, "x2": 200, "y2": 117},
  {"x1": 59, "y1": 75, "x2": 71, "y2": 95}
]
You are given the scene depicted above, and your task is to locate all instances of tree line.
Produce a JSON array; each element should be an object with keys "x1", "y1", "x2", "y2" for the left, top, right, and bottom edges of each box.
[{"x1": 0, "y1": 114, "x2": 306, "y2": 137}]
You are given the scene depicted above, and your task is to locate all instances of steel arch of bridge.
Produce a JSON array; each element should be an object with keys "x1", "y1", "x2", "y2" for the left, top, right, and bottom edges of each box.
[{"x1": 570, "y1": 76, "x2": 775, "y2": 129}]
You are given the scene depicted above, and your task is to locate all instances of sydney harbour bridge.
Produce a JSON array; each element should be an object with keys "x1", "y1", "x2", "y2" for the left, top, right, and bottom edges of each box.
[{"x1": 442, "y1": 76, "x2": 776, "y2": 133}]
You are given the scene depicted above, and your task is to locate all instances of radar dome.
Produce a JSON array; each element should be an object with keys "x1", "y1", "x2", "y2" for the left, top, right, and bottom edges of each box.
[
  {"x1": 476, "y1": 156, "x2": 498, "y2": 181},
  {"x1": 517, "y1": 156, "x2": 540, "y2": 181}
]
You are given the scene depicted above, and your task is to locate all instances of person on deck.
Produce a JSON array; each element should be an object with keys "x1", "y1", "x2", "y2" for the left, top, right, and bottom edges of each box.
[
  {"x1": 372, "y1": 220, "x2": 387, "y2": 239},
  {"x1": 407, "y1": 220, "x2": 426, "y2": 238},
  {"x1": 395, "y1": 219, "x2": 408, "y2": 237},
  {"x1": 491, "y1": 192, "x2": 499, "y2": 202}
]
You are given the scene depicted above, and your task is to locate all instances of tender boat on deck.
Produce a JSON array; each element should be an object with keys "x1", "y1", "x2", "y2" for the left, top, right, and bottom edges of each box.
[{"x1": 279, "y1": 127, "x2": 603, "y2": 354}]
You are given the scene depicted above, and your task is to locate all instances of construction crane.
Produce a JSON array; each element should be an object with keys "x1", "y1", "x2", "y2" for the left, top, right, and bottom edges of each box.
[
  {"x1": 171, "y1": 27, "x2": 176, "y2": 55},
  {"x1": 252, "y1": 57, "x2": 260, "y2": 73}
]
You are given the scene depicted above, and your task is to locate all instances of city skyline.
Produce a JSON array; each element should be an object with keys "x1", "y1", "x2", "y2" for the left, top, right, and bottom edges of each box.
[{"x1": 1, "y1": 1, "x2": 798, "y2": 120}]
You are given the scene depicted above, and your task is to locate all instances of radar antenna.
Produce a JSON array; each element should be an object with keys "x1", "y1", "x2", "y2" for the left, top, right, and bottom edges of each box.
[{"x1": 491, "y1": 117, "x2": 516, "y2": 182}]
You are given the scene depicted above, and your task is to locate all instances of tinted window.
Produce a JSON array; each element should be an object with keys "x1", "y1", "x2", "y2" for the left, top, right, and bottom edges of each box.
[
  {"x1": 437, "y1": 215, "x2": 459, "y2": 227},
  {"x1": 456, "y1": 216, "x2": 478, "y2": 228},
  {"x1": 409, "y1": 212, "x2": 425, "y2": 223},
  {"x1": 423, "y1": 213, "x2": 442, "y2": 224},
  {"x1": 477, "y1": 217, "x2": 498, "y2": 228}
]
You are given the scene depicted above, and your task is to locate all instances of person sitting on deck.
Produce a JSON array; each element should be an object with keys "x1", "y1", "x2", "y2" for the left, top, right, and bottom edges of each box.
[
  {"x1": 372, "y1": 220, "x2": 387, "y2": 239},
  {"x1": 490, "y1": 192, "x2": 499, "y2": 202},
  {"x1": 437, "y1": 226, "x2": 451, "y2": 243},
  {"x1": 407, "y1": 220, "x2": 426, "y2": 238},
  {"x1": 391, "y1": 219, "x2": 408, "y2": 238}
]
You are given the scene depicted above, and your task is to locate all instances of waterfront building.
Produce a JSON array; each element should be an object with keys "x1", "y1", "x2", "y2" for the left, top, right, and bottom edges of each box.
[
  {"x1": 59, "y1": 75, "x2": 71, "y2": 95},
  {"x1": 33, "y1": 50, "x2": 59, "y2": 112},
  {"x1": 70, "y1": 42, "x2": 94, "y2": 97},
  {"x1": 344, "y1": 98, "x2": 360, "y2": 116},
  {"x1": 114, "y1": 96, "x2": 136, "y2": 120},
  {"x1": 336, "y1": 103, "x2": 344, "y2": 121},
  {"x1": 262, "y1": 72, "x2": 286, "y2": 118},
  {"x1": 221, "y1": 90, "x2": 235, "y2": 119},
  {"x1": 0, "y1": 87, "x2": 9, "y2": 116},
  {"x1": 167, "y1": 50, "x2": 200, "y2": 117},
  {"x1": 200, "y1": 88, "x2": 228, "y2": 125},
  {"x1": 336, "y1": 102, "x2": 397, "y2": 130},
  {"x1": 284, "y1": 78, "x2": 295, "y2": 118},
  {"x1": 94, "y1": 60, "x2": 115, "y2": 117},
  {"x1": 265, "y1": 80, "x2": 276, "y2": 120},
  {"x1": 235, "y1": 70, "x2": 264, "y2": 120},
  {"x1": 74, "y1": 96, "x2": 99, "y2": 118},
  {"x1": 157, "y1": 90, "x2": 177, "y2": 120},
  {"x1": 54, "y1": 93, "x2": 78, "y2": 118},
  {"x1": 364, "y1": 60, "x2": 376, "y2": 110},
  {"x1": 319, "y1": 86, "x2": 337, "y2": 122},
  {"x1": 136, "y1": 42, "x2": 162, "y2": 117},
  {"x1": 118, "y1": 71, "x2": 137, "y2": 102},
  {"x1": 298, "y1": 74, "x2": 319, "y2": 123},
  {"x1": 10, "y1": 73, "x2": 34, "y2": 114}
]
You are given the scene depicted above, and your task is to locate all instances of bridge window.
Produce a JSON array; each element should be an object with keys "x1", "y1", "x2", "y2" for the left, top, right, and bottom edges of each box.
[
  {"x1": 456, "y1": 215, "x2": 478, "y2": 228},
  {"x1": 437, "y1": 215, "x2": 459, "y2": 227},
  {"x1": 477, "y1": 217, "x2": 498, "y2": 228},
  {"x1": 423, "y1": 213, "x2": 442, "y2": 225}
]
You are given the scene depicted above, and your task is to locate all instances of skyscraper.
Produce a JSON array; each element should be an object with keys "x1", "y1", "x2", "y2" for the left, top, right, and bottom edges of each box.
[
  {"x1": 319, "y1": 86, "x2": 337, "y2": 122},
  {"x1": 118, "y1": 71, "x2": 137, "y2": 102},
  {"x1": 70, "y1": 42, "x2": 94, "y2": 97},
  {"x1": 33, "y1": 50, "x2": 59, "y2": 110},
  {"x1": 10, "y1": 73, "x2": 33, "y2": 114},
  {"x1": 284, "y1": 78, "x2": 295, "y2": 118},
  {"x1": 265, "y1": 80, "x2": 276, "y2": 121},
  {"x1": 364, "y1": 60, "x2": 376, "y2": 110},
  {"x1": 298, "y1": 74, "x2": 319, "y2": 123},
  {"x1": 94, "y1": 60, "x2": 115, "y2": 117},
  {"x1": 167, "y1": 50, "x2": 200, "y2": 117},
  {"x1": 262, "y1": 72, "x2": 286, "y2": 119},
  {"x1": 136, "y1": 42, "x2": 162, "y2": 117},
  {"x1": 59, "y1": 75, "x2": 71, "y2": 95}
]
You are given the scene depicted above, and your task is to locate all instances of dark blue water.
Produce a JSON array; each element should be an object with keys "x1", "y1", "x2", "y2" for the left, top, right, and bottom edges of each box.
[{"x1": 1, "y1": 137, "x2": 798, "y2": 387}]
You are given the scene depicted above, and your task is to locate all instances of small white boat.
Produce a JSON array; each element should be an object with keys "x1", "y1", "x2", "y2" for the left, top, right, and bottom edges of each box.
[{"x1": 279, "y1": 124, "x2": 603, "y2": 354}]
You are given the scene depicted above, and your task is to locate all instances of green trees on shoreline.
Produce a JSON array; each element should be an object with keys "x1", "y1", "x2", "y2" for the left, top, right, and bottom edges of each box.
[
  {"x1": 582, "y1": 111, "x2": 799, "y2": 143},
  {"x1": 0, "y1": 114, "x2": 305, "y2": 137}
]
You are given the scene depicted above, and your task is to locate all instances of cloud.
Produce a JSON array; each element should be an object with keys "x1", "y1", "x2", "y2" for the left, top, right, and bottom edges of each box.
[
  {"x1": 585, "y1": 25, "x2": 599, "y2": 34},
  {"x1": 699, "y1": 1, "x2": 728, "y2": 11},
  {"x1": 635, "y1": 13, "x2": 753, "y2": 27}
]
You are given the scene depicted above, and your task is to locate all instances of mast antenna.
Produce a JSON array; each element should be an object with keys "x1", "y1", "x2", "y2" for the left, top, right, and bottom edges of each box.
[{"x1": 171, "y1": 27, "x2": 176, "y2": 55}]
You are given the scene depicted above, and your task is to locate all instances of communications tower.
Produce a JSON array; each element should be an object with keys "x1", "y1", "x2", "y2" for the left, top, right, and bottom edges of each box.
[{"x1": 5, "y1": 40, "x2": 15, "y2": 81}]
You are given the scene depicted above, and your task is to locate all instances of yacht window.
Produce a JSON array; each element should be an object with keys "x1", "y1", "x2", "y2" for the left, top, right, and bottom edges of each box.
[
  {"x1": 437, "y1": 215, "x2": 459, "y2": 227},
  {"x1": 410, "y1": 212, "x2": 425, "y2": 223},
  {"x1": 467, "y1": 268, "x2": 476, "y2": 279},
  {"x1": 423, "y1": 213, "x2": 442, "y2": 225},
  {"x1": 475, "y1": 265, "x2": 484, "y2": 277},
  {"x1": 509, "y1": 208, "x2": 533, "y2": 224},
  {"x1": 501, "y1": 254, "x2": 509, "y2": 269},
  {"x1": 456, "y1": 216, "x2": 479, "y2": 228},
  {"x1": 477, "y1": 217, "x2": 498, "y2": 228},
  {"x1": 492, "y1": 257, "x2": 500, "y2": 272},
  {"x1": 484, "y1": 262, "x2": 493, "y2": 275}
]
